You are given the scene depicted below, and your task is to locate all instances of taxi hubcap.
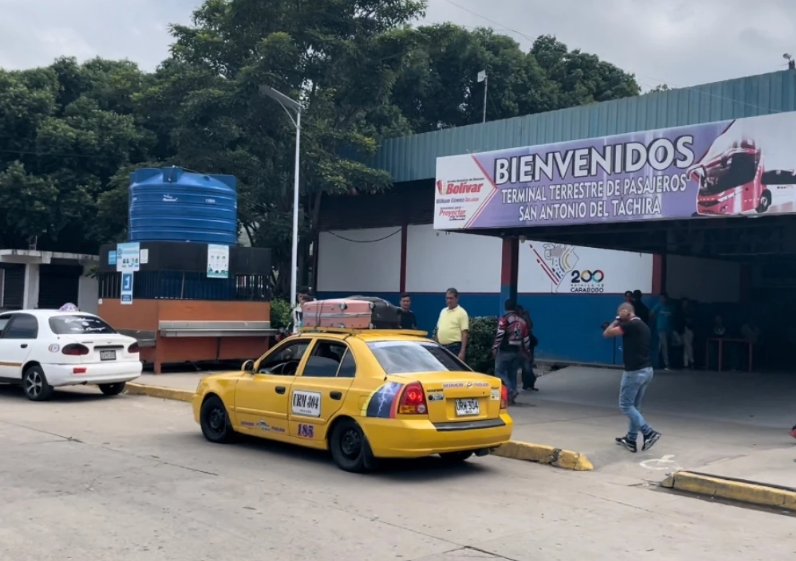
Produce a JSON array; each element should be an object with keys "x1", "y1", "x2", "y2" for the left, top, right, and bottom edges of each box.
[
  {"x1": 208, "y1": 408, "x2": 225, "y2": 433},
  {"x1": 340, "y1": 428, "x2": 361, "y2": 458}
]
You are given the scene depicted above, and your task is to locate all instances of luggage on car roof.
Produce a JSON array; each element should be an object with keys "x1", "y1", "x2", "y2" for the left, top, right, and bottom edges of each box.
[{"x1": 302, "y1": 296, "x2": 402, "y2": 329}]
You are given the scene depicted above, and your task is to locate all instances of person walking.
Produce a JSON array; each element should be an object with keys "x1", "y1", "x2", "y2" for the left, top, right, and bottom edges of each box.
[
  {"x1": 676, "y1": 298, "x2": 695, "y2": 369},
  {"x1": 434, "y1": 288, "x2": 469, "y2": 362},
  {"x1": 650, "y1": 292, "x2": 674, "y2": 370},
  {"x1": 398, "y1": 293, "x2": 417, "y2": 330},
  {"x1": 292, "y1": 287, "x2": 313, "y2": 334},
  {"x1": 624, "y1": 290, "x2": 634, "y2": 304},
  {"x1": 603, "y1": 302, "x2": 662, "y2": 453},
  {"x1": 516, "y1": 304, "x2": 539, "y2": 392},
  {"x1": 493, "y1": 299, "x2": 531, "y2": 405},
  {"x1": 632, "y1": 290, "x2": 650, "y2": 326}
]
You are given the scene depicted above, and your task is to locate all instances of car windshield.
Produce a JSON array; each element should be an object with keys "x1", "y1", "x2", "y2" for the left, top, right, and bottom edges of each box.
[
  {"x1": 367, "y1": 341, "x2": 471, "y2": 374},
  {"x1": 49, "y1": 315, "x2": 117, "y2": 335}
]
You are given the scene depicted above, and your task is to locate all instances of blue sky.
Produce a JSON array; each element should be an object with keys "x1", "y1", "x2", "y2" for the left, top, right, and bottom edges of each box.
[{"x1": 1, "y1": 0, "x2": 794, "y2": 89}]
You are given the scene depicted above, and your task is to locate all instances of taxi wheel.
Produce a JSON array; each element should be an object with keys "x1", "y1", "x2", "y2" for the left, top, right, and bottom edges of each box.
[
  {"x1": 439, "y1": 451, "x2": 473, "y2": 464},
  {"x1": 330, "y1": 419, "x2": 373, "y2": 473},
  {"x1": 200, "y1": 395, "x2": 235, "y2": 444}
]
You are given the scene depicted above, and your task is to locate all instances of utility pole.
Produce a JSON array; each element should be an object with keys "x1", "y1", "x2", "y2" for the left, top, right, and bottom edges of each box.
[
  {"x1": 478, "y1": 70, "x2": 488, "y2": 123},
  {"x1": 259, "y1": 85, "x2": 304, "y2": 309}
]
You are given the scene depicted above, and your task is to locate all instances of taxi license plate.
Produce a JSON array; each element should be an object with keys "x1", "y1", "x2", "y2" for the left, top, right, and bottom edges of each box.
[
  {"x1": 100, "y1": 350, "x2": 116, "y2": 361},
  {"x1": 455, "y1": 398, "x2": 480, "y2": 416}
]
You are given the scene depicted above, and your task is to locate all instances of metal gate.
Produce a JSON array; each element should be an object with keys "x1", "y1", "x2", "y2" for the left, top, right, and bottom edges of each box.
[{"x1": 0, "y1": 264, "x2": 25, "y2": 309}]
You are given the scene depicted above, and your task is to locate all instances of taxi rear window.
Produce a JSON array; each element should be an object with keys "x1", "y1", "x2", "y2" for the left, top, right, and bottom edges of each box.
[{"x1": 367, "y1": 341, "x2": 471, "y2": 374}]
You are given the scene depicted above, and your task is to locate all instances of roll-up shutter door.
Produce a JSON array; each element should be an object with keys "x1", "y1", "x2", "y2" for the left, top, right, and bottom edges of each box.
[{"x1": 1, "y1": 265, "x2": 25, "y2": 309}]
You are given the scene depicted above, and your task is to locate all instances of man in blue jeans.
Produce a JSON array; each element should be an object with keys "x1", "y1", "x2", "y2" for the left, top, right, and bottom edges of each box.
[
  {"x1": 603, "y1": 302, "x2": 662, "y2": 453},
  {"x1": 492, "y1": 299, "x2": 532, "y2": 405}
]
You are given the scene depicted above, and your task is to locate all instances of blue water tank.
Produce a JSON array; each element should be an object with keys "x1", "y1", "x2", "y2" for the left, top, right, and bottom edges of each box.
[{"x1": 128, "y1": 167, "x2": 238, "y2": 245}]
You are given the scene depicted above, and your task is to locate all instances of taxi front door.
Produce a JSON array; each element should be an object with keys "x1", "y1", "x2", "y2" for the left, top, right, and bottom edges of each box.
[{"x1": 233, "y1": 339, "x2": 312, "y2": 437}]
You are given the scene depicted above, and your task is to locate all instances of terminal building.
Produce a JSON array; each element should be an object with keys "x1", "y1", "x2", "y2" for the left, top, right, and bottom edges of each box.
[{"x1": 315, "y1": 69, "x2": 796, "y2": 368}]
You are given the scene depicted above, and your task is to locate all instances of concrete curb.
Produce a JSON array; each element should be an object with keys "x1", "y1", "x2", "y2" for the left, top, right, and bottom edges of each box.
[
  {"x1": 492, "y1": 440, "x2": 594, "y2": 471},
  {"x1": 125, "y1": 383, "x2": 194, "y2": 403},
  {"x1": 123, "y1": 384, "x2": 594, "y2": 472},
  {"x1": 662, "y1": 471, "x2": 796, "y2": 512}
]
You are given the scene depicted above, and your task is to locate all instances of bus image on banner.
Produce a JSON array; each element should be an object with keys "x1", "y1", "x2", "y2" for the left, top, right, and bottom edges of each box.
[
  {"x1": 689, "y1": 139, "x2": 767, "y2": 216},
  {"x1": 688, "y1": 121, "x2": 796, "y2": 217}
]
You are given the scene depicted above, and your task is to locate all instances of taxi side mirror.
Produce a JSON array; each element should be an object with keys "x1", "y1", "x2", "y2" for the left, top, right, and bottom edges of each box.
[{"x1": 242, "y1": 360, "x2": 255, "y2": 373}]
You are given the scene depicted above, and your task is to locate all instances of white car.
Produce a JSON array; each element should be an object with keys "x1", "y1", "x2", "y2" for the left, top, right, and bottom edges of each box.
[{"x1": 0, "y1": 309, "x2": 142, "y2": 401}]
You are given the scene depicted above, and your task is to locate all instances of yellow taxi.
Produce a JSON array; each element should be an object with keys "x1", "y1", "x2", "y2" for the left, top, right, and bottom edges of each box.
[{"x1": 193, "y1": 327, "x2": 513, "y2": 472}]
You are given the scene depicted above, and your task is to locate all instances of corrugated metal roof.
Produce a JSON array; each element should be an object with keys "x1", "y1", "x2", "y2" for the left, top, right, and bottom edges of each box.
[{"x1": 368, "y1": 70, "x2": 796, "y2": 183}]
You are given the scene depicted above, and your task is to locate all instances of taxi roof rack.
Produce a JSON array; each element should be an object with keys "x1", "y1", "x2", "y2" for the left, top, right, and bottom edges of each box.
[{"x1": 298, "y1": 327, "x2": 429, "y2": 337}]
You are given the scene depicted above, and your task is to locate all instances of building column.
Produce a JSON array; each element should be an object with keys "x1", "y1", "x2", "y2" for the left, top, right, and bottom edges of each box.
[
  {"x1": 500, "y1": 237, "x2": 519, "y2": 313},
  {"x1": 652, "y1": 254, "x2": 665, "y2": 295},
  {"x1": 23, "y1": 263, "x2": 40, "y2": 309},
  {"x1": 399, "y1": 221, "x2": 408, "y2": 294}
]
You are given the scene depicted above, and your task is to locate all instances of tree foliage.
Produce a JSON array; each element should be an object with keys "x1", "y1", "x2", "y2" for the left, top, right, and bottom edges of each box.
[{"x1": 0, "y1": 0, "x2": 642, "y2": 295}]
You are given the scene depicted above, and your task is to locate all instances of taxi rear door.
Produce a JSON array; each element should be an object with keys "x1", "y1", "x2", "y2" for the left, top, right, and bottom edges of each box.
[{"x1": 288, "y1": 339, "x2": 356, "y2": 446}]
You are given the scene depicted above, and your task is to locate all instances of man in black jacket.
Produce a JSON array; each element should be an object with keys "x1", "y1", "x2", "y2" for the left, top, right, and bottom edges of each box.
[
  {"x1": 399, "y1": 293, "x2": 417, "y2": 330},
  {"x1": 516, "y1": 305, "x2": 538, "y2": 391},
  {"x1": 632, "y1": 290, "x2": 650, "y2": 326}
]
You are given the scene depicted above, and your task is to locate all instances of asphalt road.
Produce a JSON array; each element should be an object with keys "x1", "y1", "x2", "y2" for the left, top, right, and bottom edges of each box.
[{"x1": 0, "y1": 385, "x2": 793, "y2": 561}]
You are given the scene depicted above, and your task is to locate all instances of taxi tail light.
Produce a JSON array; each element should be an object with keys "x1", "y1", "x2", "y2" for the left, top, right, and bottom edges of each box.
[
  {"x1": 500, "y1": 384, "x2": 508, "y2": 410},
  {"x1": 398, "y1": 382, "x2": 428, "y2": 415},
  {"x1": 128, "y1": 343, "x2": 140, "y2": 354},
  {"x1": 62, "y1": 344, "x2": 90, "y2": 356}
]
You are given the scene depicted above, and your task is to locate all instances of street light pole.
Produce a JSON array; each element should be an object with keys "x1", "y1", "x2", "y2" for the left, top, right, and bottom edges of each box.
[
  {"x1": 291, "y1": 109, "x2": 301, "y2": 311},
  {"x1": 259, "y1": 85, "x2": 304, "y2": 310},
  {"x1": 477, "y1": 70, "x2": 488, "y2": 123}
]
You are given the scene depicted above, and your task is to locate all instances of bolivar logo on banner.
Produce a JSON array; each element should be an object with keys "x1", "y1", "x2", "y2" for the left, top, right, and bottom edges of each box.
[{"x1": 434, "y1": 112, "x2": 796, "y2": 230}]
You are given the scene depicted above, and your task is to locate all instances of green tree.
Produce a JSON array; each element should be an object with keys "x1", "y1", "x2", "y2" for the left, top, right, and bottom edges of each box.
[
  {"x1": 389, "y1": 27, "x2": 640, "y2": 133},
  {"x1": 0, "y1": 58, "x2": 158, "y2": 252},
  {"x1": 531, "y1": 35, "x2": 640, "y2": 107},
  {"x1": 391, "y1": 24, "x2": 556, "y2": 131},
  {"x1": 141, "y1": 0, "x2": 427, "y2": 295}
]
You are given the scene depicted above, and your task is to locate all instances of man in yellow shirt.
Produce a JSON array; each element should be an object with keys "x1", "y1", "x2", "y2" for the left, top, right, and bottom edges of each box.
[{"x1": 435, "y1": 288, "x2": 469, "y2": 362}]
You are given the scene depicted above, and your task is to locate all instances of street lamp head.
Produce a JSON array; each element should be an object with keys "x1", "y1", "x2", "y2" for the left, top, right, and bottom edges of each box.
[{"x1": 259, "y1": 84, "x2": 304, "y2": 112}]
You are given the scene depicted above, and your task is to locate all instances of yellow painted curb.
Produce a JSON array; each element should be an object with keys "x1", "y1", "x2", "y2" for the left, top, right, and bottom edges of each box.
[
  {"x1": 662, "y1": 471, "x2": 796, "y2": 512},
  {"x1": 492, "y1": 440, "x2": 594, "y2": 471},
  {"x1": 125, "y1": 383, "x2": 195, "y2": 403}
]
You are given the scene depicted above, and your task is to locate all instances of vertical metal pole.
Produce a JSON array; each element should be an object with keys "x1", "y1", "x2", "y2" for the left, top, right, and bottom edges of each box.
[
  {"x1": 482, "y1": 76, "x2": 488, "y2": 123},
  {"x1": 290, "y1": 110, "x2": 301, "y2": 309}
]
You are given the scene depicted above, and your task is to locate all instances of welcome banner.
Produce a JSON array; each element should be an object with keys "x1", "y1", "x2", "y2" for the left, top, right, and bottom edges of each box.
[{"x1": 433, "y1": 112, "x2": 796, "y2": 230}]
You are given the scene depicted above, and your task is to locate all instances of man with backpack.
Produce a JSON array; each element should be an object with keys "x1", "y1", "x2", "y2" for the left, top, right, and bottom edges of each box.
[
  {"x1": 516, "y1": 305, "x2": 539, "y2": 391},
  {"x1": 493, "y1": 299, "x2": 532, "y2": 405}
]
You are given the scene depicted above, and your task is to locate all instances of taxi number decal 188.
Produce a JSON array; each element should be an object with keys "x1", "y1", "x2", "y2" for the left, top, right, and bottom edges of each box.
[{"x1": 292, "y1": 390, "x2": 322, "y2": 417}]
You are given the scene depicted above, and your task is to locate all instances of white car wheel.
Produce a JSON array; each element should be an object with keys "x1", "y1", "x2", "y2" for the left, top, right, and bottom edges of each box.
[{"x1": 23, "y1": 366, "x2": 54, "y2": 402}]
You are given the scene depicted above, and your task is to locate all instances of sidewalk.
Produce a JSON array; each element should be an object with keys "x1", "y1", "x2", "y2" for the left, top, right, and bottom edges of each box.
[
  {"x1": 509, "y1": 365, "x2": 796, "y2": 491},
  {"x1": 129, "y1": 367, "x2": 796, "y2": 491}
]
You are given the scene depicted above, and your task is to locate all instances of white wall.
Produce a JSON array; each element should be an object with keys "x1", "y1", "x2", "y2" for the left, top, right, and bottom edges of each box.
[
  {"x1": 666, "y1": 255, "x2": 740, "y2": 303},
  {"x1": 78, "y1": 267, "x2": 98, "y2": 314},
  {"x1": 319, "y1": 223, "x2": 655, "y2": 295},
  {"x1": 23, "y1": 264, "x2": 39, "y2": 309},
  {"x1": 406, "y1": 226, "x2": 501, "y2": 293},
  {"x1": 519, "y1": 241, "x2": 653, "y2": 294},
  {"x1": 317, "y1": 227, "x2": 402, "y2": 293}
]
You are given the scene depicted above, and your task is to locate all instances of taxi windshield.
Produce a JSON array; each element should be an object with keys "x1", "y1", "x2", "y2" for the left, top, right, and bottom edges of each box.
[{"x1": 367, "y1": 341, "x2": 472, "y2": 374}]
